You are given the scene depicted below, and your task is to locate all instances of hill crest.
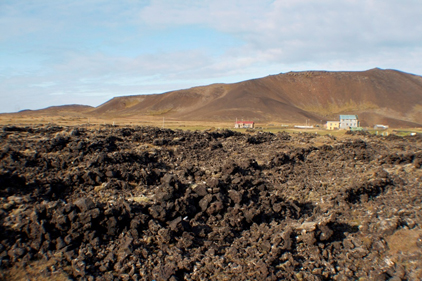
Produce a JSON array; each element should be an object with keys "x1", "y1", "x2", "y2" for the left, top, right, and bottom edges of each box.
[
  {"x1": 89, "y1": 68, "x2": 422, "y2": 127},
  {"x1": 4, "y1": 68, "x2": 422, "y2": 128}
]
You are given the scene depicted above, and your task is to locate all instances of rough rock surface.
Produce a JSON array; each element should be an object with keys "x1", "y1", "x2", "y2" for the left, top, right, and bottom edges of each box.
[{"x1": 0, "y1": 125, "x2": 422, "y2": 280}]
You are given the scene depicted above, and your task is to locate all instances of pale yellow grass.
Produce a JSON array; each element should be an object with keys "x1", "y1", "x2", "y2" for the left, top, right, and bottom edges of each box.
[
  {"x1": 0, "y1": 114, "x2": 419, "y2": 136},
  {"x1": 0, "y1": 259, "x2": 71, "y2": 281}
]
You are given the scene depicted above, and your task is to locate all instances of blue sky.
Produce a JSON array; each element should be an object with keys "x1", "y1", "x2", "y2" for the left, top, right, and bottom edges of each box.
[{"x1": 1, "y1": 0, "x2": 422, "y2": 113}]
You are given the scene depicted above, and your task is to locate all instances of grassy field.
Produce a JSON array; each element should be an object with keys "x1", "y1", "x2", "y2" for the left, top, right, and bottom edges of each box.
[{"x1": 1, "y1": 114, "x2": 421, "y2": 136}]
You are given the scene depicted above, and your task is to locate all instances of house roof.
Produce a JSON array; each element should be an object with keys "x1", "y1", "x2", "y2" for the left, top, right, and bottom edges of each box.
[{"x1": 340, "y1": 115, "x2": 358, "y2": 120}]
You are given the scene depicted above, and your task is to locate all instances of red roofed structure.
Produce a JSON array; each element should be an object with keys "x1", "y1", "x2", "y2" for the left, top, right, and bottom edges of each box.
[{"x1": 234, "y1": 121, "x2": 254, "y2": 129}]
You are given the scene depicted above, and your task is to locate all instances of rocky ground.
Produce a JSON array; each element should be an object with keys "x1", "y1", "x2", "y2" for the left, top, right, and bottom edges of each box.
[{"x1": 0, "y1": 125, "x2": 421, "y2": 280}]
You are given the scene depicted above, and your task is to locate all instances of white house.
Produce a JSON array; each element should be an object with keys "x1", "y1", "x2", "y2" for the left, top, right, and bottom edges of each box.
[{"x1": 339, "y1": 115, "x2": 359, "y2": 129}]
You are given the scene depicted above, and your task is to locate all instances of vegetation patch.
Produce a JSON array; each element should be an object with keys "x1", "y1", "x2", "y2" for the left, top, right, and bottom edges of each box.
[
  {"x1": 301, "y1": 100, "x2": 379, "y2": 116},
  {"x1": 147, "y1": 108, "x2": 174, "y2": 116}
]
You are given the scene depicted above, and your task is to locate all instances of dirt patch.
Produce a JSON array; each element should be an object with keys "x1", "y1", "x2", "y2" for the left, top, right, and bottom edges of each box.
[
  {"x1": 387, "y1": 229, "x2": 422, "y2": 256},
  {"x1": 0, "y1": 125, "x2": 421, "y2": 280}
]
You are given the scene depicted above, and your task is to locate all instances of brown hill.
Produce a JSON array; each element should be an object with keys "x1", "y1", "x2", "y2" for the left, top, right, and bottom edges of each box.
[
  {"x1": 90, "y1": 68, "x2": 422, "y2": 127},
  {"x1": 3, "y1": 69, "x2": 422, "y2": 127},
  {"x1": 6, "y1": 105, "x2": 94, "y2": 117}
]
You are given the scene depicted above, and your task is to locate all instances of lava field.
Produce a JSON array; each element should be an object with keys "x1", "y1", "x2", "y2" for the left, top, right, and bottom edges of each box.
[{"x1": 0, "y1": 125, "x2": 422, "y2": 280}]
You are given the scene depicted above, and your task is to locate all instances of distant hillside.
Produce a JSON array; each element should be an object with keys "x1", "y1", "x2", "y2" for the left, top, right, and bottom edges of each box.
[
  {"x1": 90, "y1": 68, "x2": 422, "y2": 127},
  {"x1": 3, "y1": 69, "x2": 422, "y2": 127},
  {"x1": 18, "y1": 104, "x2": 94, "y2": 115}
]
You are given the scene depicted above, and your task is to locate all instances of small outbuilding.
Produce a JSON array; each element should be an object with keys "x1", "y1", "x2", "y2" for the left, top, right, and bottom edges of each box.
[{"x1": 374, "y1": 125, "x2": 389, "y2": 130}]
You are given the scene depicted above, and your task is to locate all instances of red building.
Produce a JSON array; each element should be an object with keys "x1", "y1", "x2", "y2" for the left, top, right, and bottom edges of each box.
[{"x1": 234, "y1": 121, "x2": 254, "y2": 129}]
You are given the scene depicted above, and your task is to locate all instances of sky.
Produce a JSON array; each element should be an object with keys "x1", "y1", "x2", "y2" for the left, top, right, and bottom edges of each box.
[{"x1": 1, "y1": 0, "x2": 422, "y2": 113}]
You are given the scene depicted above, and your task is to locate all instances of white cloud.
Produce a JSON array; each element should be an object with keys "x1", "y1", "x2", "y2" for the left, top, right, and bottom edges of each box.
[
  {"x1": 139, "y1": 0, "x2": 422, "y2": 67},
  {"x1": 30, "y1": 81, "x2": 57, "y2": 88}
]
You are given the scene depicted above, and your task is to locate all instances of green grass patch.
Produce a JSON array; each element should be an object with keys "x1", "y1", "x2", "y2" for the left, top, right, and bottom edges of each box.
[{"x1": 147, "y1": 108, "x2": 174, "y2": 116}]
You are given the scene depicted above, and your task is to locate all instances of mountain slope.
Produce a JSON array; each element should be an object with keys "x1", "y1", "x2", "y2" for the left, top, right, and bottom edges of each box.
[
  {"x1": 90, "y1": 68, "x2": 422, "y2": 126},
  {"x1": 3, "y1": 68, "x2": 422, "y2": 127}
]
